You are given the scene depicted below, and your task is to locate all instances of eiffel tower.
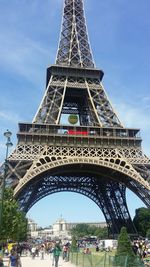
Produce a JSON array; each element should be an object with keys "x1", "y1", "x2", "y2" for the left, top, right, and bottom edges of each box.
[{"x1": 4, "y1": 0, "x2": 150, "y2": 235}]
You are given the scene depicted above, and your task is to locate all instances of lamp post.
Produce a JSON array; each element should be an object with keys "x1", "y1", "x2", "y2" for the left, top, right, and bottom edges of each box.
[{"x1": 0, "y1": 130, "x2": 13, "y2": 237}]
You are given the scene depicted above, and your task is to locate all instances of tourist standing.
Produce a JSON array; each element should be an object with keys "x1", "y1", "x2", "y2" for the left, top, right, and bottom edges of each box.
[{"x1": 53, "y1": 243, "x2": 61, "y2": 267}]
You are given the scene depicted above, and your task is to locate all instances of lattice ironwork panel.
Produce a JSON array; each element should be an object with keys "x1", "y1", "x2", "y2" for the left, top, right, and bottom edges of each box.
[
  {"x1": 10, "y1": 144, "x2": 150, "y2": 165},
  {"x1": 33, "y1": 75, "x2": 66, "y2": 124},
  {"x1": 16, "y1": 170, "x2": 136, "y2": 234},
  {"x1": 1, "y1": 0, "x2": 149, "y2": 238},
  {"x1": 56, "y1": 0, "x2": 95, "y2": 68},
  {"x1": 33, "y1": 73, "x2": 122, "y2": 127}
]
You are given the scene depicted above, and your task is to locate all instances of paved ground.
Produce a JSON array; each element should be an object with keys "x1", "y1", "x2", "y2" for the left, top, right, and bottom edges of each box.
[{"x1": 3, "y1": 254, "x2": 76, "y2": 267}]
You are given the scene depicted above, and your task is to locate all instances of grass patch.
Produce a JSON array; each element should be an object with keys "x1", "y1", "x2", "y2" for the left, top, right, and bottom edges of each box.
[{"x1": 69, "y1": 251, "x2": 144, "y2": 267}]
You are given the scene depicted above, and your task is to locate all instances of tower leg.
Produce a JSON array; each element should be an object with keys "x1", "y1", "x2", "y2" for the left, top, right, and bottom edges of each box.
[{"x1": 94, "y1": 180, "x2": 137, "y2": 236}]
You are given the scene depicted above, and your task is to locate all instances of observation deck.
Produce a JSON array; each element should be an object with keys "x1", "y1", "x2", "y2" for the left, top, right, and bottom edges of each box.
[{"x1": 17, "y1": 123, "x2": 142, "y2": 148}]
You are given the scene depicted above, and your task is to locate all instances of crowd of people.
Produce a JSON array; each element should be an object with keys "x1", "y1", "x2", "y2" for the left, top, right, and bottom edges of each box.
[
  {"x1": 0, "y1": 238, "x2": 150, "y2": 267},
  {"x1": 0, "y1": 241, "x2": 70, "y2": 267},
  {"x1": 132, "y1": 239, "x2": 150, "y2": 259},
  {"x1": 0, "y1": 247, "x2": 21, "y2": 267}
]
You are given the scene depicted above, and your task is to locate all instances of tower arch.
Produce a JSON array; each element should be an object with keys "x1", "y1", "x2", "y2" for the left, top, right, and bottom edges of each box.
[{"x1": 2, "y1": 0, "x2": 150, "y2": 235}]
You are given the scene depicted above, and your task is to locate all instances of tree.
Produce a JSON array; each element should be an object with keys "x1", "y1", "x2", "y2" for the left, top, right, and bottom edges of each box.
[
  {"x1": 94, "y1": 227, "x2": 108, "y2": 239},
  {"x1": 71, "y1": 223, "x2": 89, "y2": 237},
  {"x1": 116, "y1": 227, "x2": 134, "y2": 257},
  {"x1": 146, "y1": 229, "x2": 150, "y2": 238},
  {"x1": 71, "y1": 236, "x2": 77, "y2": 252},
  {"x1": 133, "y1": 207, "x2": 150, "y2": 237},
  {"x1": 70, "y1": 223, "x2": 108, "y2": 239},
  {"x1": 0, "y1": 188, "x2": 27, "y2": 242},
  {"x1": 115, "y1": 227, "x2": 141, "y2": 267}
]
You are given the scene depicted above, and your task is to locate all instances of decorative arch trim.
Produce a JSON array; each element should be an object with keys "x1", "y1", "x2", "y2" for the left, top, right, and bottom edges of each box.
[{"x1": 14, "y1": 156, "x2": 150, "y2": 197}]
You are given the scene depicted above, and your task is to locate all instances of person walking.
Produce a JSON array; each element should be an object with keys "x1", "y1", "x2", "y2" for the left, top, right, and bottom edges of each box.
[
  {"x1": 53, "y1": 243, "x2": 61, "y2": 267},
  {"x1": 62, "y1": 245, "x2": 69, "y2": 261},
  {"x1": 0, "y1": 256, "x2": 4, "y2": 267},
  {"x1": 31, "y1": 246, "x2": 36, "y2": 259},
  {"x1": 40, "y1": 245, "x2": 45, "y2": 260},
  {"x1": 8, "y1": 249, "x2": 21, "y2": 267}
]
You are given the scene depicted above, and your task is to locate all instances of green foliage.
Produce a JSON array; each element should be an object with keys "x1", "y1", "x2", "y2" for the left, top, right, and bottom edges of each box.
[
  {"x1": 70, "y1": 250, "x2": 143, "y2": 267},
  {"x1": 115, "y1": 227, "x2": 142, "y2": 267},
  {"x1": 94, "y1": 227, "x2": 108, "y2": 239},
  {"x1": 146, "y1": 229, "x2": 150, "y2": 238},
  {"x1": 70, "y1": 223, "x2": 108, "y2": 239},
  {"x1": 71, "y1": 223, "x2": 87, "y2": 237},
  {"x1": 0, "y1": 188, "x2": 27, "y2": 242},
  {"x1": 71, "y1": 236, "x2": 77, "y2": 252},
  {"x1": 116, "y1": 227, "x2": 134, "y2": 257},
  {"x1": 133, "y1": 207, "x2": 150, "y2": 237}
]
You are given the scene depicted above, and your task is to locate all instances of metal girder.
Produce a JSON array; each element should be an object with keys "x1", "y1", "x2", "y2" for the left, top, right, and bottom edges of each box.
[
  {"x1": 33, "y1": 74, "x2": 122, "y2": 127},
  {"x1": 1, "y1": 0, "x2": 150, "y2": 237},
  {"x1": 56, "y1": 0, "x2": 94, "y2": 68},
  {"x1": 15, "y1": 169, "x2": 136, "y2": 235},
  {"x1": 4, "y1": 128, "x2": 150, "y2": 236},
  {"x1": 33, "y1": 0, "x2": 122, "y2": 127}
]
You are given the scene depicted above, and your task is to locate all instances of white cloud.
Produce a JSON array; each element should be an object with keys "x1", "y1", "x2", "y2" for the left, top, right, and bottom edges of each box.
[
  {"x1": 0, "y1": 31, "x2": 51, "y2": 84},
  {"x1": 115, "y1": 100, "x2": 150, "y2": 156},
  {"x1": 142, "y1": 96, "x2": 150, "y2": 102},
  {"x1": 116, "y1": 101, "x2": 150, "y2": 130},
  {"x1": 0, "y1": 110, "x2": 21, "y2": 125}
]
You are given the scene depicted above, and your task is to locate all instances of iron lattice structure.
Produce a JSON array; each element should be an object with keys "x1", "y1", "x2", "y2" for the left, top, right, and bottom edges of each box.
[{"x1": 1, "y1": 0, "x2": 150, "y2": 235}]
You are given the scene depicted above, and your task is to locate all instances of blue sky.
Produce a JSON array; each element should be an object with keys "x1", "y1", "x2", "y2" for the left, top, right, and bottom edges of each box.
[{"x1": 0, "y1": 0, "x2": 150, "y2": 227}]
